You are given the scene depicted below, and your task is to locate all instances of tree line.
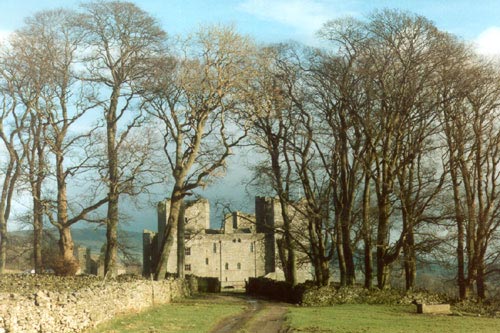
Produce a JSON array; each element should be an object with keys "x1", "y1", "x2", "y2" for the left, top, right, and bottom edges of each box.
[{"x1": 0, "y1": 1, "x2": 498, "y2": 300}]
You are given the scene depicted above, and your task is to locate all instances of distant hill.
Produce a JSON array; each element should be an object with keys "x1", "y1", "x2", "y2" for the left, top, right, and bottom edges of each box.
[
  {"x1": 9, "y1": 227, "x2": 143, "y2": 261},
  {"x1": 71, "y1": 227, "x2": 143, "y2": 256}
]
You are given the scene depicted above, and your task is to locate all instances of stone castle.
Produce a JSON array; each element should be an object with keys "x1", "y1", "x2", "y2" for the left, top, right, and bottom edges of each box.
[{"x1": 142, "y1": 197, "x2": 312, "y2": 287}]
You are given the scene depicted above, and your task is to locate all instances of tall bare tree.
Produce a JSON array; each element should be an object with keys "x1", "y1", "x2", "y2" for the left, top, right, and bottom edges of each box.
[
  {"x1": 13, "y1": 10, "x2": 112, "y2": 267},
  {"x1": 245, "y1": 45, "x2": 299, "y2": 286},
  {"x1": 0, "y1": 58, "x2": 27, "y2": 273},
  {"x1": 77, "y1": 1, "x2": 166, "y2": 276},
  {"x1": 437, "y1": 41, "x2": 500, "y2": 298},
  {"x1": 4, "y1": 19, "x2": 57, "y2": 272},
  {"x1": 145, "y1": 26, "x2": 255, "y2": 279}
]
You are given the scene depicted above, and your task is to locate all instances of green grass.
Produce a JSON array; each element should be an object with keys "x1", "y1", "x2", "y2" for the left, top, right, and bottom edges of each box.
[
  {"x1": 286, "y1": 304, "x2": 500, "y2": 333},
  {"x1": 87, "y1": 294, "x2": 246, "y2": 333}
]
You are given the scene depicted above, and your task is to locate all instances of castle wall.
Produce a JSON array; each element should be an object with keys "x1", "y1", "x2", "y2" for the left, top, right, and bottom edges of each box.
[
  {"x1": 183, "y1": 233, "x2": 266, "y2": 288},
  {"x1": 145, "y1": 196, "x2": 313, "y2": 286},
  {"x1": 185, "y1": 198, "x2": 210, "y2": 231},
  {"x1": 224, "y1": 211, "x2": 257, "y2": 234}
]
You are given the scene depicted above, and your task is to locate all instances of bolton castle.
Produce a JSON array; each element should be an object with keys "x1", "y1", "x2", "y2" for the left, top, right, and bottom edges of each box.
[{"x1": 142, "y1": 197, "x2": 312, "y2": 287}]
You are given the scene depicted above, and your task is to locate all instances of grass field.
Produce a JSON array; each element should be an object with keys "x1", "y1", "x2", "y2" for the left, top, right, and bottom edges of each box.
[
  {"x1": 286, "y1": 304, "x2": 500, "y2": 333},
  {"x1": 86, "y1": 296, "x2": 500, "y2": 333},
  {"x1": 86, "y1": 294, "x2": 246, "y2": 333}
]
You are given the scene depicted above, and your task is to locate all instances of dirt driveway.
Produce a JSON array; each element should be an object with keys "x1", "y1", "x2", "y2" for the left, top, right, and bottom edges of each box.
[{"x1": 209, "y1": 294, "x2": 290, "y2": 333}]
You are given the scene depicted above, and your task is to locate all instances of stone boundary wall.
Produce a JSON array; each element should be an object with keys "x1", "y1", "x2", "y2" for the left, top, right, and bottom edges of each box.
[{"x1": 0, "y1": 278, "x2": 192, "y2": 333}]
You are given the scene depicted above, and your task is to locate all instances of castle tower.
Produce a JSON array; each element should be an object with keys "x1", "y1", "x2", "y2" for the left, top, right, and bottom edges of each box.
[
  {"x1": 255, "y1": 196, "x2": 277, "y2": 274},
  {"x1": 142, "y1": 230, "x2": 156, "y2": 277}
]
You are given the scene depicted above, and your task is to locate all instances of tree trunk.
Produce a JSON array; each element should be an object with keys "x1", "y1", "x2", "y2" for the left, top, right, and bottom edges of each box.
[
  {"x1": 341, "y1": 220, "x2": 356, "y2": 285},
  {"x1": 377, "y1": 259, "x2": 390, "y2": 289},
  {"x1": 336, "y1": 220, "x2": 347, "y2": 286},
  {"x1": 177, "y1": 200, "x2": 186, "y2": 278},
  {"x1": 457, "y1": 217, "x2": 469, "y2": 299},
  {"x1": 33, "y1": 194, "x2": 43, "y2": 273},
  {"x1": 58, "y1": 226, "x2": 75, "y2": 262},
  {"x1": 155, "y1": 188, "x2": 183, "y2": 279},
  {"x1": 0, "y1": 160, "x2": 15, "y2": 274},
  {"x1": 0, "y1": 220, "x2": 6, "y2": 273},
  {"x1": 403, "y1": 228, "x2": 416, "y2": 291},
  {"x1": 56, "y1": 152, "x2": 77, "y2": 263},
  {"x1": 362, "y1": 174, "x2": 373, "y2": 288},
  {"x1": 276, "y1": 238, "x2": 289, "y2": 281},
  {"x1": 376, "y1": 194, "x2": 391, "y2": 289},
  {"x1": 105, "y1": 202, "x2": 118, "y2": 277},
  {"x1": 476, "y1": 254, "x2": 486, "y2": 299},
  {"x1": 104, "y1": 90, "x2": 119, "y2": 277},
  {"x1": 278, "y1": 198, "x2": 297, "y2": 286},
  {"x1": 318, "y1": 259, "x2": 330, "y2": 287}
]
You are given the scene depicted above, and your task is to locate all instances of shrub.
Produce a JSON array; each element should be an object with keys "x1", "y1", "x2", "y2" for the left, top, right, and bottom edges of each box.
[
  {"x1": 246, "y1": 277, "x2": 452, "y2": 307},
  {"x1": 453, "y1": 298, "x2": 500, "y2": 317},
  {"x1": 301, "y1": 286, "x2": 451, "y2": 307},
  {"x1": 197, "y1": 277, "x2": 220, "y2": 293},
  {"x1": 246, "y1": 278, "x2": 313, "y2": 303},
  {"x1": 49, "y1": 256, "x2": 80, "y2": 276}
]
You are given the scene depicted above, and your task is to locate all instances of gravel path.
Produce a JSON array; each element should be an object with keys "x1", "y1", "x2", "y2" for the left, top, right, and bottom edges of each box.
[{"x1": 209, "y1": 295, "x2": 290, "y2": 333}]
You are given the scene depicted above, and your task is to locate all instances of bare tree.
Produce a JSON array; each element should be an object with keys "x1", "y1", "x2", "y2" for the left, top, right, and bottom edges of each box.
[
  {"x1": 144, "y1": 25, "x2": 255, "y2": 279},
  {"x1": 251, "y1": 44, "x2": 338, "y2": 286},
  {"x1": 17, "y1": 10, "x2": 113, "y2": 266},
  {"x1": 0, "y1": 57, "x2": 27, "y2": 273},
  {"x1": 4, "y1": 19, "x2": 57, "y2": 273},
  {"x1": 437, "y1": 41, "x2": 500, "y2": 298},
  {"x1": 245, "y1": 44, "x2": 299, "y2": 286},
  {"x1": 308, "y1": 29, "x2": 371, "y2": 286},
  {"x1": 76, "y1": 1, "x2": 166, "y2": 276}
]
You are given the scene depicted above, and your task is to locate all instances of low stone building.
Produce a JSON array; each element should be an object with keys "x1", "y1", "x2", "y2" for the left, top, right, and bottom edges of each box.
[{"x1": 143, "y1": 197, "x2": 312, "y2": 288}]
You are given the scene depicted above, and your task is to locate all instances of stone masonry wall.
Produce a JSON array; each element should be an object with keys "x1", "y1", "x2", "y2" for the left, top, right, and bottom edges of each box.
[{"x1": 0, "y1": 278, "x2": 191, "y2": 333}]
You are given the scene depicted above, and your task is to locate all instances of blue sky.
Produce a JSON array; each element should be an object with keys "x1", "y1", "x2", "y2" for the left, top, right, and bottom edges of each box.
[
  {"x1": 1, "y1": 0, "x2": 500, "y2": 54},
  {"x1": 2, "y1": 0, "x2": 500, "y2": 230}
]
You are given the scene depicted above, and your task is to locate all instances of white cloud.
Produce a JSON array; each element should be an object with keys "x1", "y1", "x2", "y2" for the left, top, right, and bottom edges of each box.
[
  {"x1": 475, "y1": 27, "x2": 500, "y2": 56},
  {"x1": 238, "y1": 0, "x2": 335, "y2": 41}
]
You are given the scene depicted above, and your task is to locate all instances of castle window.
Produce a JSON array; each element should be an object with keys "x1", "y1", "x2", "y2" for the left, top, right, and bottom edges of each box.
[
  {"x1": 185, "y1": 264, "x2": 191, "y2": 271},
  {"x1": 185, "y1": 247, "x2": 191, "y2": 255},
  {"x1": 233, "y1": 239, "x2": 236, "y2": 243},
  {"x1": 237, "y1": 263, "x2": 241, "y2": 270},
  {"x1": 238, "y1": 238, "x2": 241, "y2": 243},
  {"x1": 205, "y1": 258, "x2": 209, "y2": 265},
  {"x1": 225, "y1": 263, "x2": 229, "y2": 270},
  {"x1": 213, "y1": 243, "x2": 217, "y2": 253},
  {"x1": 250, "y1": 243, "x2": 254, "y2": 252}
]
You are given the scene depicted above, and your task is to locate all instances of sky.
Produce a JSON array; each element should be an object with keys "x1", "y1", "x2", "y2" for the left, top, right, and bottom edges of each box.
[
  {"x1": 2, "y1": 0, "x2": 500, "y2": 231},
  {"x1": 1, "y1": 0, "x2": 500, "y2": 54}
]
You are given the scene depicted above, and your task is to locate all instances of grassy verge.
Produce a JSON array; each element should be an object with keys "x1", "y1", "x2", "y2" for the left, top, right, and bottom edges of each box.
[
  {"x1": 87, "y1": 294, "x2": 247, "y2": 333},
  {"x1": 286, "y1": 304, "x2": 500, "y2": 333}
]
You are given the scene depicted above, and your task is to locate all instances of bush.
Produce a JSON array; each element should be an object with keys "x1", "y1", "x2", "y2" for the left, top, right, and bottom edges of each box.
[
  {"x1": 453, "y1": 298, "x2": 500, "y2": 317},
  {"x1": 301, "y1": 286, "x2": 451, "y2": 307},
  {"x1": 246, "y1": 277, "x2": 453, "y2": 307},
  {"x1": 49, "y1": 256, "x2": 80, "y2": 276},
  {"x1": 246, "y1": 277, "x2": 309, "y2": 303},
  {"x1": 197, "y1": 277, "x2": 220, "y2": 293}
]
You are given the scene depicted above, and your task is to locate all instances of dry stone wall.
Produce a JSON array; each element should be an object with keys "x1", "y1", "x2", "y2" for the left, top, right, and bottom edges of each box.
[{"x1": 0, "y1": 278, "x2": 191, "y2": 333}]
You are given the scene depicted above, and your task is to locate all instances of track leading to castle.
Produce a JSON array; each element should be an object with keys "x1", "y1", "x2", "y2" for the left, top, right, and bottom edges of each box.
[{"x1": 209, "y1": 294, "x2": 290, "y2": 333}]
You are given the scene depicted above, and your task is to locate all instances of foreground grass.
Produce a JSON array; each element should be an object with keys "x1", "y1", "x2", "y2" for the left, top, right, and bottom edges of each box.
[
  {"x1": 286, "y1": 304, "x2": 500, "y2": 333},
  {"x1": 87, "y1": 294, "x2": 246, "y2": 333}
]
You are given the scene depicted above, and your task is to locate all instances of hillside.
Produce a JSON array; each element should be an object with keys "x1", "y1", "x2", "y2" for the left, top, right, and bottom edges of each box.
[{"x1": 6, "y1": 227, "x2": 143, "y2": 271}]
